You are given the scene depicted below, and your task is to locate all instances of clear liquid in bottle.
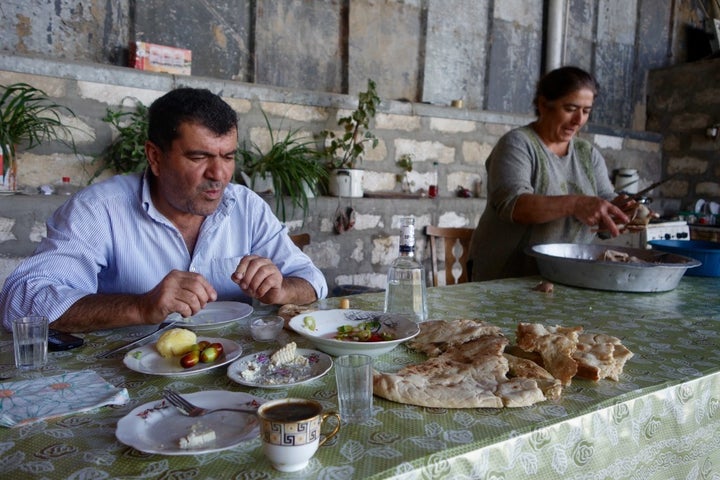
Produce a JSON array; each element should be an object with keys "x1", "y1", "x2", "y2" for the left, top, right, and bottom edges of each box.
[{"x1": 384, "y1": 216, "x2": 428, "y2": 322}]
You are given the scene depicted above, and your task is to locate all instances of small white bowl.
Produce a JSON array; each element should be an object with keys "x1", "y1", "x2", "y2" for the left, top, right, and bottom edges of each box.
[{"x1": 250, "y1": 316, "x2": 284, "y2": 342}]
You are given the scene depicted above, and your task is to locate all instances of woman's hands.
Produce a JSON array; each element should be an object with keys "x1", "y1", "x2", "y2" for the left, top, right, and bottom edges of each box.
[
  {"x1": 512, "y1": 193, "x2": 630, "y2": 237},
  {"x1": 572, "y1": 196, "x2": 630, "y2": 236}
]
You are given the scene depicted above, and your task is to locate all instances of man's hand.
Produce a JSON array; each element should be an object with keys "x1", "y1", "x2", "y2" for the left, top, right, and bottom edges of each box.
[
  {"x1": 231, "y1": 255, "x2": 284, "y2": 303},
  {"x1": 231, "y1": 255, "x2": 317, "y2": 305},
  {"x1": 140, "y1": 270, "x2": 218, "y2": 324},
  {"x1": 53, "y1": 270, "x2": 218, "y2": 332}
]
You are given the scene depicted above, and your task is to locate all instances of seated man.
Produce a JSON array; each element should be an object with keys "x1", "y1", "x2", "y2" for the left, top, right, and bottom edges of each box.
[{"x1": 0, "y1": 87, "x2": 327, "y2": 332}]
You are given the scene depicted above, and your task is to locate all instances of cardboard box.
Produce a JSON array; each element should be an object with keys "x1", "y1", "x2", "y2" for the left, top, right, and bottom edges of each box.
[{"x1": 130, "y1": 41, "x2": 191, "y2": 76}]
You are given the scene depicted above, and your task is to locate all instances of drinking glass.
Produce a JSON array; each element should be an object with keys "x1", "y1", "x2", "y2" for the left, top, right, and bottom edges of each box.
[
  {"x1": 335, "y1": 354, "x2": 373, "y2": 423},
  {"x1": 12, "y1": 315, "x2": 49, "y2": 369}
]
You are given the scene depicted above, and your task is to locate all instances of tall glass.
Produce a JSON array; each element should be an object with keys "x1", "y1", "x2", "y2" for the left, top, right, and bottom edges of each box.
[{"x1": 12, "y1": 315, "x2": 49, "y2": 369}]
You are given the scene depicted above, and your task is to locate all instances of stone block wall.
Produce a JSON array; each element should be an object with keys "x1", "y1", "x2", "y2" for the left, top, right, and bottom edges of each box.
[
  {"x1": 647, "y1": 58, "x2": 720, "y2": 211},
  {"x1": 0, "y1": 54, "x2": 663, "y2": 293}
]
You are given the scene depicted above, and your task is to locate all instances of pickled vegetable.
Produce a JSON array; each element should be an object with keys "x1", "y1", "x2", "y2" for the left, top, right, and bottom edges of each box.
[{"x1": 334, "y1": 321, "x2": 394, "y2": 342}]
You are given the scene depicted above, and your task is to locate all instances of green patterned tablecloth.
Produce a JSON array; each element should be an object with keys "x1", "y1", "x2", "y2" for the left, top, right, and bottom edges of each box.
[{"x1": 1, "y1": 276, "x2": 719, "y2": 479}]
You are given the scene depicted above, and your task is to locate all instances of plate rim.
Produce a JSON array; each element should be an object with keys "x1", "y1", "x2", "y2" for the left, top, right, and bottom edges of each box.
[
  {"x1": 115, "y1": 390, "x2": 263, "y2": 455},
  {"x1": 169, "y1": 301, "x2": 254, "y2": 329},
  {"x1": 123, "y1": 336, "x2": 243, "y2": 376},
  {"x1": 227, "y1": 347, "x2": 333, "y2": 388}
]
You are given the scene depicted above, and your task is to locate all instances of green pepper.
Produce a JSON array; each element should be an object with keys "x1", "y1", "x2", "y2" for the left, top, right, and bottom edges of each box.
[{"x1": 303, "y1": 315, "x2": 317, "y2": 331}]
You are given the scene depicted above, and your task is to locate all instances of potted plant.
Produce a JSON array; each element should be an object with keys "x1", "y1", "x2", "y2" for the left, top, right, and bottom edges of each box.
[
  {"x1": 92, "y1": 97, "x2": 149, "y2": 180},
  {"x1": 0, "y1": 82, "x2": 79, "y2": 192},
  {"x1": 320, "y1": 79, "x2": 380, "y2": 197},
  {"x1": 396, "y1": 153, "x2": 415, "y2": 193},
  {"x1": 237, "y1": 110, "x2": 328, "y2": 221}
]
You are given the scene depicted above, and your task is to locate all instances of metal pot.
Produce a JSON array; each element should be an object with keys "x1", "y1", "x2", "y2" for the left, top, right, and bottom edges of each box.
[{"x1": 525, "y1": 243, "x2": 700, "y2": 293}]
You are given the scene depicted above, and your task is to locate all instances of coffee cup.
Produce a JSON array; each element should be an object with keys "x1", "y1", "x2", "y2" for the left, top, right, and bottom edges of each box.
[{"x1": 257, "y1": 398, "x2": 340, "y2": 472}]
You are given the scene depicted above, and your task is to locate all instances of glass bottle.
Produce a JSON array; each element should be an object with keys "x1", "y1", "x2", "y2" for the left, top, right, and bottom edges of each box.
[
  {"x1": 428, "y1": 161, "x2": 438, "y2": 198},
  {"x1": 55, "y1": 176, "x2": 78, "y2": 196},
  {"x1": 384, "y1": 216, "x2": 428, "y2": 322}
]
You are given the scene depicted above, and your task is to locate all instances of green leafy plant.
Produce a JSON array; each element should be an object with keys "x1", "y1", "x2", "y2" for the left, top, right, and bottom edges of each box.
[
  {"x1": 0, "y1": 82, "x2": 78, "y2": 166},
  {"x1": 396, "y1": 154, "x2": 414, "y2": 192},
  {"x1": 238, "y1": 110, "x2": 328, "y2": 221},
  {"x1": 94, "y1": 97, "x2": 149, "y2": 179},
  {"x1": 320, "y1": 79, "x2": 381, "y2": 170}
]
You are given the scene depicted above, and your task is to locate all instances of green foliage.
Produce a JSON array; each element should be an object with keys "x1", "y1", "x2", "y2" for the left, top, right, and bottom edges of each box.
[
  {"x1": 320, "y1": 79, "x2": 380, "y2": 170},
  {"x1": 0, "y1": 82, "x2": 78, "y2": 161},
  {"x1": 238, "y1": 110, "x2": 328, "y2": 221},
  {"x1": 95, "y1": 97, "x2": 149, "y2": 179},
  {"x1": 396, "y1": 153, "x2": 413, "y2": 172}
]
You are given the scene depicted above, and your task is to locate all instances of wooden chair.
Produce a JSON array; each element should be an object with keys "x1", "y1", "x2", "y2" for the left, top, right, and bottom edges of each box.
[
  {"x1": 425, "y1": 226, "x2": 474, "y2": 287},
  {"x1": 289, "y1": 233, "x2": 311, "y2": 250}
]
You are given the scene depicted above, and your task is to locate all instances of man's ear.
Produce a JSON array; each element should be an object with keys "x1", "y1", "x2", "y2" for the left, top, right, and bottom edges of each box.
[{"x1": 145, "y1": 141, "x2": 162, "y2": 176}]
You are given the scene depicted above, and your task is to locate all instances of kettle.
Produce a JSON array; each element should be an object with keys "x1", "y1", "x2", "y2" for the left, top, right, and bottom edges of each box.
[{"x1": 614, "y1": 168, "x2": 639, "y2": 194}]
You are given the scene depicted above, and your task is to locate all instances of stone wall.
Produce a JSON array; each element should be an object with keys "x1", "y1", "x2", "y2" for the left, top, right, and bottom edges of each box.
[
  {"x1": 0, "y1": 54, "x2": 663, "y2": 293},
  {"x1": 647, "y1": 59, "x2": 720, "y2": 211},
  {"x1": 1, "y1": 0, "x2": 710, "y2": 130}
]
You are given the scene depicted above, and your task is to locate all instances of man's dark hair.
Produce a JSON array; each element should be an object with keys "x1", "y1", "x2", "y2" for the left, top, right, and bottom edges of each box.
[
  {"x1": 532, "y1": 66, "x2": 600, "y2": 115},
  {"x1": 148, "y1": 87, "x2": 238, "y2": 152}
]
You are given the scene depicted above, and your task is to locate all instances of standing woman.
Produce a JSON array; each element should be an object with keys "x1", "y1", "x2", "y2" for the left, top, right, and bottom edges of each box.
[{"x1": 469, "y1": 66, "x2": 630, "y2": 281}]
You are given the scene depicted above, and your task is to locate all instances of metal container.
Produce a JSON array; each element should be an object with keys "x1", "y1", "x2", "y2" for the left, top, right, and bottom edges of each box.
[{"x1": 526, "y1": 243, "x2": 701, "y2": 293}]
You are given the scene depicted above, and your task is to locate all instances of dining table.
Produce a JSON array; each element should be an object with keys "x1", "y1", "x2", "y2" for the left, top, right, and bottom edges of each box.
[{"x1": 1, "y1": 275, "x2": 719, "y2": 479}]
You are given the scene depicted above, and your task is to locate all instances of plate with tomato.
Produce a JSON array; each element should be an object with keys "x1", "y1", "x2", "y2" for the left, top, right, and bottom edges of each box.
[
  {"x1": 123, "y1": 337, "x2": 243, "y2": 376},
  {"x1": 288, "y1": 309, "x2": 421, "y2": 357}
]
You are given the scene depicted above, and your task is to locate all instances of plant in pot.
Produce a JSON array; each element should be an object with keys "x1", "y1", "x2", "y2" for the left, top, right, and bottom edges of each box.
[
  {"x1": 0, "y1": 82, "x2": 79, "y2": 192},
  {"x1": 237, "y1": 110, "x2": 328, "y2": 222},
  {"x1": 319, "y1": 79, "x2": 380, "y2": 198},
  {"x1": 92, "y1": 97, "x2": 149, "y2": 180}
]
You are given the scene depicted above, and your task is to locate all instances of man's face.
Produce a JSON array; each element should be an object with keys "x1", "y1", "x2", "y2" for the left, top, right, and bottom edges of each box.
[{"x1": 147, "y1": 122, "x2": 237, "y2": 219}]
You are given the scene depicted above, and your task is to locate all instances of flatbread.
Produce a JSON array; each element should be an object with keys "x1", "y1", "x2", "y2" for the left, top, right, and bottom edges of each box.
[
  {"x1": 573, "y1": 333, "x2": 634, "y2": 381},
  {"x1": 372, "y1": 355, "x2": 506, "y2": 409},
  {"x1": 374, "y1": 321, "x2": 546, "y2": 408},
  {"x1": 406, "y1": 319, "x2": 503, "y2": 357},
  {"x1": 372, "y1": 319, "x2": 632, "y2": 409},
  {"x1": 516, "y1": 323, "x2": 580, "y2": 386},
  {"x1": 504, "y1": 353, "x2": 563, "y2": 400}
]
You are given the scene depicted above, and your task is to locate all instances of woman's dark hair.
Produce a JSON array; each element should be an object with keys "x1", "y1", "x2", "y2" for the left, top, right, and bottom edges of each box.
[
  {"x1": 532, "y1": 66, "x2": 600, "y2": 115},
  {"x1": 148, "y1": 87, "x2": 238, "y2": 152}
]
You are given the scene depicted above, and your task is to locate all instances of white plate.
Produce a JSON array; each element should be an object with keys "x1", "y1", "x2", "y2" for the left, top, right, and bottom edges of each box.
[
  {"x1": 227, "y1": 348, "x2": 333, "y2": 388},
  {"x1": 167, "y1": 301, "x2": 253, "y2": 329},
  {"x1": 116, "y1": 390, "x2": 263, "y2": 455},
  {"x1": 288, "y1": 309, "x2": 421, "y2": 357},
  {"x1": 123, "y1": 337, "x2": 242, "y2": 376}
]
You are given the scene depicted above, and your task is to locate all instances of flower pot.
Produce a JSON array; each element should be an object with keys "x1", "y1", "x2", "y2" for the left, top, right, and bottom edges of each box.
[
  {"x1": 239, "y1": 171, "x2": 274, "y2": 194},
  {"x1": 0, "y1": 148, "x2": 16, "y2": 193},
  {"x1": 329, "y1": 169, "x2": 363, "y2": 198}
]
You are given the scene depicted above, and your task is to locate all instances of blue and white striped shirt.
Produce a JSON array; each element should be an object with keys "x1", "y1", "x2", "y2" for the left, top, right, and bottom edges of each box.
[{"x1": 1, "y1": 172, "x2": 327, "y2": 329}]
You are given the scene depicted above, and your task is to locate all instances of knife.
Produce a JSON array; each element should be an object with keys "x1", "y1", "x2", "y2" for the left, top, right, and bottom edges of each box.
[
  {"x1": 616, "y1": 174, "x2": 677, "y2": 205},
  {"x1": 96, "y1": 320, "x2": 179, "y2": 358}
]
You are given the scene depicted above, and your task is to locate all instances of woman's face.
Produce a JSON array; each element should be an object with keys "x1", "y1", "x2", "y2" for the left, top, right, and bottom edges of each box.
[{"x1": 536, "y1": 87, "x2": 595, "y2": 144}]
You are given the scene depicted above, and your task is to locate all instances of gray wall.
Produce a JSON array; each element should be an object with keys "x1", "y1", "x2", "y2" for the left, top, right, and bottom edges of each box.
[
  {"x1": 647, "y1": 59, "x2": 720, "y2": 209},
  {"x1": 0, "y1": 55, "x2": 664, "y2": 293},
  {"x1": 1, "y1": 0, "x2": 713, "y2": 130}
]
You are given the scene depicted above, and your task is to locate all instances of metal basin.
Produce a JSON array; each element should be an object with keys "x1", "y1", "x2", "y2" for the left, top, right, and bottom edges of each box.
[{"x1": 526, "y1": 243, "x2": 701, "y2": 293}]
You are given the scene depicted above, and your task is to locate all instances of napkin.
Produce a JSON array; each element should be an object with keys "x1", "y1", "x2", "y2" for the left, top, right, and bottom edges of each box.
[{"x1": 0, "y1": 370, "x2": 129, "y2": 427}]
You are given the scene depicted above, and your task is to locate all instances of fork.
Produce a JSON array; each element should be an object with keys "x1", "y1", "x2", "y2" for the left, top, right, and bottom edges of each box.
[{"x1": 162, "y1": 388, "x2": 258, "y2": 417}]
